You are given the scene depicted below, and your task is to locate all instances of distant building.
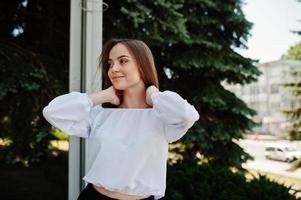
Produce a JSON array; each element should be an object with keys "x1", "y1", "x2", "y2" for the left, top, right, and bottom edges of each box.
[{"x1": 225, "y1": 60, "x2": 301, "y2": 135}]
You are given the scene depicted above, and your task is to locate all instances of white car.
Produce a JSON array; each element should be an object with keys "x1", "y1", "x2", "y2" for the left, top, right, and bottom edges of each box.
[{"x1": 265, "y1": 143, "x2": 301, "y2": 162}]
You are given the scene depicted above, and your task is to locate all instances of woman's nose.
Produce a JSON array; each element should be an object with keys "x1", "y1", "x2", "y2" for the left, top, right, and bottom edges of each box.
[{"x1": 111, "y1": 63, "x2": 120, "y2": 72}]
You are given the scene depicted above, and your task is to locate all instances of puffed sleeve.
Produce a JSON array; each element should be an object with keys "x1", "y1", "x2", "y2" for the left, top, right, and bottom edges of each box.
[
  {"x1": 42, "y1": 91, "x2": 101, "y2": 138},
  {"x1": 151, "y1": 90, "x2": 199, "y2": 143}
]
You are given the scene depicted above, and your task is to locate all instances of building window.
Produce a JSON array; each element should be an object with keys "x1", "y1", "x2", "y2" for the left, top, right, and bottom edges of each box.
[
  {"x1": 271, "y1": 84, "x2": 279, "y2": 94},
  {"x1": 271, "y1": 102, "x2": 280, "y2": 111},
  {"x1": 290, "y1": 100, "x2": 301, "y2": 110},
  {"x1": 250, "y1": 85, "x2": 259, "y2": 95}
]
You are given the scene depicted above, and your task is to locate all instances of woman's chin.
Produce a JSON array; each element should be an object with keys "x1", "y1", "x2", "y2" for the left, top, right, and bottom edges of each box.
[{"x1": 113, "y1": 84, "x2": 127, "y2": 90}]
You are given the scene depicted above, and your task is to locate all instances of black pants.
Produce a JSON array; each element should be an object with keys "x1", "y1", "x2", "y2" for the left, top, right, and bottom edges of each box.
[{"x1": 77, "y1": 183, "x2": 155, "y2": 200}]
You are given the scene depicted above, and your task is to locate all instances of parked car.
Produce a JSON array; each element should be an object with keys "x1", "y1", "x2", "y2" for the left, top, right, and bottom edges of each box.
[{"x1": 265, "y1": 143, "x2": 301, "y2": 162}]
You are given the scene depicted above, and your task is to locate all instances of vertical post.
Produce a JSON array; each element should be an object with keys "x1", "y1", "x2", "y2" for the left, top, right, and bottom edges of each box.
[
  {"x1": 69, "y1": 1, "x2": 82, "y2": 200},
  {"x1": 69, "y1": 1, "x2": 102, "y2": 200},
  {"x1": 83, "y1": 0, "x2": 103, "y2": 176}
]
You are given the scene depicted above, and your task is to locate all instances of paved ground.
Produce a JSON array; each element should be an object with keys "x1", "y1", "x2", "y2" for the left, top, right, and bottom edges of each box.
[
  {"x1": 237, "y1": 139, "x2": 301, "y2": 179},
  {"x1": 237, "y1": 138, "x2": 301, "y2": 197}
]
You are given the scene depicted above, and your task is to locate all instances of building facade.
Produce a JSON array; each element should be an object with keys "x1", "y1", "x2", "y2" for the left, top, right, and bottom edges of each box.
[{"x1": 225, "y1": 60, "x2": 301, "y2": 135}]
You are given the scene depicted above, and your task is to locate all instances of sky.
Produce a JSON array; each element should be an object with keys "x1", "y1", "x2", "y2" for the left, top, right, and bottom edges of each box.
[{"x1": 235, "y1": 0, "x2": 301, "y2": 63}]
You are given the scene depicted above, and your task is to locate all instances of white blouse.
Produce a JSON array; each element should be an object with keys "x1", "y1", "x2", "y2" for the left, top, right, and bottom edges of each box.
[{"x1": 42, "y1": 90, "x2": 199, "y2": 200}]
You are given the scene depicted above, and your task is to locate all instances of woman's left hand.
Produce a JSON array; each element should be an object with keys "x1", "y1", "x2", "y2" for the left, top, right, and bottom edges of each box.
[{"x1": 146, "y1": 85, "x2": 159, "y2": 106}]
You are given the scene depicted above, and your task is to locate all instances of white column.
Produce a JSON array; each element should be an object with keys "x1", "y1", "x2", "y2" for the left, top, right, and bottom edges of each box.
[
  {"x1": 83, "y1": 0, "x2": 103, "y2": 181},
  {"x1": 69, "y1": 1, "x2": 102, "y2": 200}
]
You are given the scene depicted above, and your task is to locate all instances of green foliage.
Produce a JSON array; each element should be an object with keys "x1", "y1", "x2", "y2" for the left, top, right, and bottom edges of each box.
[
  {"x1": 165, "y1": 159, "x2": 299, "y2": 200},
  {"x1": 284, "y1": 42, "x2": 301, "y2": 60},
  {"x1": 104, "y1": 0, "x2": 260, "y2": 168},
  {"x1": 0, "y1": 0, "x2": 69, "y2": 165},
  {"x1": 0, "y1": 42, "x2": 47, "y2": 164},
  {"x1": 246, "y1": 175, "x2": 298, "y2": 200},
  {"x1": 52, "y1": 128, "x2": 68, "y2": 141},
  {"x1": 0, "y1": 41, "x2": 56, "y2": 165}
]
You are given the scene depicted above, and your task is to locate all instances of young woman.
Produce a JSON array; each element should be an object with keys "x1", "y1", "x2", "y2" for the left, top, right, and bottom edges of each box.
[{"x1": 43, "y1": 38, "x2": 199, "y2": 200}]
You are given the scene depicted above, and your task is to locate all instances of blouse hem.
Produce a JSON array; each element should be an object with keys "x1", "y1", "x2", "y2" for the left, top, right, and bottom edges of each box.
[{"x1": 83, "y1": 178, "x2": 164, "y2": 198}]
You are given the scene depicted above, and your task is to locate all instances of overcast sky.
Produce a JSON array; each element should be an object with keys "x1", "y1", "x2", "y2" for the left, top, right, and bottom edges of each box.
[{"x1": 235, "y1": 0, "x2": 301, "y2": 63}]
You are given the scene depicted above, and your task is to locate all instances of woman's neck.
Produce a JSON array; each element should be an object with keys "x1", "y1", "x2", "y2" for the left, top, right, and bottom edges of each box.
[{"x1": 118, "y1": 81, "x2": 151, "y2": 109}]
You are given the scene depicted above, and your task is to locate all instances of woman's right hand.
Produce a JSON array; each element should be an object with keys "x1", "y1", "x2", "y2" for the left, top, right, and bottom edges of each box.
[
  {"x1": 105, "y1": 86, "x2": 121, "y2": 105},
  {"x1": 88, "y1": 86, "x2": 121, "y2": 106}
]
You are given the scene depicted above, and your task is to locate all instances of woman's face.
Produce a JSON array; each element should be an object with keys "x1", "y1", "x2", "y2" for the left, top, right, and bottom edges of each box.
[{"x1": 108, "y1": 43, "x2": 143, "y2": 90}]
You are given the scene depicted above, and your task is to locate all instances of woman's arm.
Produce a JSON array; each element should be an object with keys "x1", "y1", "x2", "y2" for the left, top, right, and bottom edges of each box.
[
  {"x1": 43, "y1": 87, "x2": 120, "y2": 138},
  {"x1": 88, "y1": 86, "x2": 120, "y2": 106},
  {"x1": 147, "y1": 86, "x2": 199, "y2": 143}
]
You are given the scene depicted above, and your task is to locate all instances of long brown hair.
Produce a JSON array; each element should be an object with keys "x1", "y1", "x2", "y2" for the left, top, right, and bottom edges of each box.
[{"x1": 98, "y1": 38, "x2": 159, "y2": 107}]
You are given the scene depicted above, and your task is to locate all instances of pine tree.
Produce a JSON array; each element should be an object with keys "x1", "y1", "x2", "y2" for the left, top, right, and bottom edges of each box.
[
  {"x1": 103, "y1": 0, "x2": 260, "y2": 168},
  {"x1": 0, "y1": 0, "x2": 69, "y2": 164}
]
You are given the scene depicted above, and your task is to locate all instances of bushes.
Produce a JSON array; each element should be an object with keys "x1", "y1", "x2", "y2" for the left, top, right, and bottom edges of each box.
[
  {"x1": 247, "y1": 175, "x2": 297, "y2": 200},
  {"x1": 164, "y1": 159, "x2": 299, "y2": 200},
  {"x1": 0, "y1": 41, "x2": 66, "y2": 165}
]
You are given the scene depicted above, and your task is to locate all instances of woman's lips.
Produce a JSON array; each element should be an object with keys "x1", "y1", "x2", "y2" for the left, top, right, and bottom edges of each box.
[{"x1": 112, "y1": 76, "x2": 125, "y2": 80}]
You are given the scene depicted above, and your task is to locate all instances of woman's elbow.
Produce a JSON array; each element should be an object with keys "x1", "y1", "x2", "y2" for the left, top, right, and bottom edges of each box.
[
  {"x1": 42, "y1": 106, "x2": 53, "y2": 122},
  {"x1": 184, "y1": 106, "x2": 199, "y2": 126}
]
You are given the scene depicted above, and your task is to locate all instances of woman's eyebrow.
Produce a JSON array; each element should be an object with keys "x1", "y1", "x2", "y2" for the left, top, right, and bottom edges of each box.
[{"x1": 108, "y1": 55, "x2": 130, "y2": 61}]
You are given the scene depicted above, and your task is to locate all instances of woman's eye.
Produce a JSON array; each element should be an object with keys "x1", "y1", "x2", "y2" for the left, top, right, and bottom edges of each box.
[{"x1": 120, "y1": 59, "x2": 128, "y2": 64}]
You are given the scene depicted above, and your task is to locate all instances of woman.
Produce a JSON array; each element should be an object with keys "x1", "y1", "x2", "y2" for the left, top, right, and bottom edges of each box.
[{"x1": 43, "y1": 38, "x2": 199, "y2": 200}]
